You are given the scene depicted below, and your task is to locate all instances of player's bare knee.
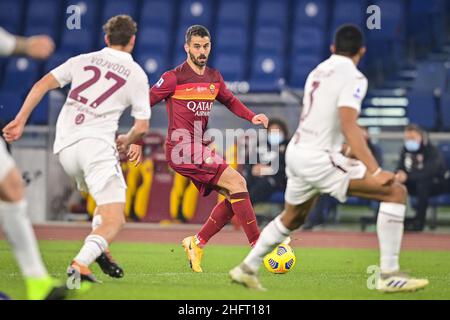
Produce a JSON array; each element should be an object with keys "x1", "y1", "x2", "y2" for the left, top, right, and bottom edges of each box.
[
  {"x1": 0, "y1": 168, "x2": 24, "y2": 202},
  {"x1": 388, "y1": 183, "x2": 407, "y2": 204},
  {"x1": 230, "y1": 175, "x2": 247, "y2": 194}
]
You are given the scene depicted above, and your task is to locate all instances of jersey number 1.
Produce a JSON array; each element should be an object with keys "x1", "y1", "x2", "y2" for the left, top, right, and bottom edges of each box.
[
  {"x1": 69, "y1": 66, "x2": 126, "y2": 108},
  {"x1": 300, "y1": 81, "x2": 320, "y2": 121}
]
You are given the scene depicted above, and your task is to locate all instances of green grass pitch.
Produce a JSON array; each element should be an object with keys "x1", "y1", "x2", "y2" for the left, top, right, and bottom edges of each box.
[{"x1": 1, "y1": 240, "x2": 449, "y2": 300}]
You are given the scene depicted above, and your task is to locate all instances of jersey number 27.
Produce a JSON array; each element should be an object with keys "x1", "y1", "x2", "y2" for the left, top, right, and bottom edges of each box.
[{"x1": 69, "y1": 65, "x2": 126, "y2": 108}]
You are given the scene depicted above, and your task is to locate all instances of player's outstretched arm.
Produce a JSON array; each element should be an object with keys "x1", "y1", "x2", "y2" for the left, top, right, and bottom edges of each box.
[
  {"x1": 116, "y1": 119, "x2": 149, "y2": 154},
  {"x1": 251, "y1": 114, "x2": 269, "y2": 128},
  {"x1": 2, "y1": 73, "x2": 59, "y2": 143},
  {"x1": 216, "y1": 73, "x2": 268, "y2": 127},
  {"x1": 339, "y1": 107, "x2": 394, "y2": 186}
]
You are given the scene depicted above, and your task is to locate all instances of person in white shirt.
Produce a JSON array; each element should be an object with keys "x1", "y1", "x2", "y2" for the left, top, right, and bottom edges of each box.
[
  {"x1": 229, "y1": 24, "x2": 428, "y2": 293},
  {"x1": 3, "y1": 15, "x2": 150, "y2": 288},
  {"x1": 0, "y1": 26, "x2": 63, "y2": 299}
]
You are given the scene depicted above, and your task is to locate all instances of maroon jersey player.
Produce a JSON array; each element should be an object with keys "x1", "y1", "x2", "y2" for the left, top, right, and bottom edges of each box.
[{"x1": 151, "y1": 25, "x2": 268, "y2": 272}]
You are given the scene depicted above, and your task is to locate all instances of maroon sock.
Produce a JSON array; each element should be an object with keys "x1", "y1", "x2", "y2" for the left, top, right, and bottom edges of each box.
[
  {"x1": 230, "y1": 192, "x2": 260, "y2": 247},
  {"x1": 196, "y1": 199, "x2": 234, "y2": 247}
]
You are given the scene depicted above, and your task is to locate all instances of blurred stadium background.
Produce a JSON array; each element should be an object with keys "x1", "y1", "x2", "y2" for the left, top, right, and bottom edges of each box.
[{"x1": 1, "y1": 0, "x2": 450, "y2": 232}]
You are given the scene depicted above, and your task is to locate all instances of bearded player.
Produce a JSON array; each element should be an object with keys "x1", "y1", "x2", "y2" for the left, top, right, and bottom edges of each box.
[{"x1": 149, "y1": 25, "x2": 268, "y2": 272}]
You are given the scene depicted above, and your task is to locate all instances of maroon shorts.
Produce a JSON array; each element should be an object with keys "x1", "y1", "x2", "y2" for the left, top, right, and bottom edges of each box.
[{"x1": 166, "y1": 143, "x2": 229, "y2": 196}]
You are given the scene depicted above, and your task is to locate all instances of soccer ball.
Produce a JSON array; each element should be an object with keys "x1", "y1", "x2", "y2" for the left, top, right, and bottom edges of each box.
[{"x1": 263, "y1": 244, "x2": 296, "y2": 274}]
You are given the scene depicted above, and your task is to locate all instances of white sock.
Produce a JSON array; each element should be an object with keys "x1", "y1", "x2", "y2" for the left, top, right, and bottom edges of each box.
[
  {"x1": 377, "y1": 202, "x2": 405, "y2": 274},
  {"x1": 91, "y1": 215, "x2": 102, "y2": 231},
  {"x1": 74, "y1": 234, "x2": 108, "y2": 266},
  {"x1": 243, "y1": 216, "x2": 291, "y2": 273},
  {"x1": 0, "y1": 200, "x2": 48, "y2": 278}
]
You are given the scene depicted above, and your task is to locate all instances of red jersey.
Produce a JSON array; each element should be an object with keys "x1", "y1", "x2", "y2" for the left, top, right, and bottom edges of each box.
[{"x1": 150, "y1": 61, "x2": 255, "y2": 148}]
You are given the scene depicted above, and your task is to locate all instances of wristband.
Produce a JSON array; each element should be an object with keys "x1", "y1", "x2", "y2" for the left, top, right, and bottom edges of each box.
[{"x1": 372, "y1": 167, "x2": 382, "y2": 177}]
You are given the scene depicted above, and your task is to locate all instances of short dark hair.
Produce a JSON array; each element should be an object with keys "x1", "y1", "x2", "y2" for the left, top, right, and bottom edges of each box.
[
  {"x1": 405, "y1": 123, "x2": 424, "y2": 135},
  {"x1": 268, "y1": 118, "x2": 289, "y2": 139},
  {"x1": 103, "y1": 15, "x2": 137, "y2": 46},
  {"x1": 185, "y1": 25, "x2": 211, "y2": 44},
  {"x1": 334, "y1": 24, "x2": 364, "y2": 56}
]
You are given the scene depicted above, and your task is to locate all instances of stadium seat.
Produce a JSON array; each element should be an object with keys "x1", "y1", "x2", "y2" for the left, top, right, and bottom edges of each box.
[
  {"x1": 172, "y1": 52, "x2": 187, "y2": 69},
  {"x1": 217, "y1": 0, "x2": 250, "y2": 28},
  {"x1": 29, "y1": 95, "x2": 49, "y2": 124},
  {"x1": 253, "y1": 27, "x2": 285, "y2": 55},
  {"x1": 102, "y1": 0, "x2": 138, "y2": 24},
  {"x1": 289, "y1": 54, "x2": 321, "y2": 89},
  {"x1": 407, "y1": 0, "x2": 445, "y2": 52},
  {"x1": 411, "y1": 61, "x2": 447, "y2": 92},
  {"x1": 64, "y1": 0, "x2": 100, "y2": 30},
  {"x1": 213, "y1": 54, "x2": 245, "y2": 82},
  {"x1": 216, "y1": 26, "x2": 248, "y2": 55},
  {"x1": 255, "y1": 0, "x2": 289, "y2": 29},
  {"x1": 179, "y1": 0, "x2": 213, "y2": 28},
  {"x1": 406, "y1": 90, "x2": 437, "y2": 130},
  {"x1": 330, "y1": 0, "x2": 365, "y2": 35},
  {"x1": 250, "y1": 54, "x2": 285, "y2": 92},
  {"x1": 175, "y1": 23, "x2": 191, "y2": 51},
  {"x1": 368, "y1": 0, "x2": 405, "y2": 41},
  {"x1": 60, "y1": 28, "x2": 94, "y2": 55},
  {"x1": 0, "y1": 92, "x2": 22, "y2": 122},
  {"x1": 0, "y1": 0, "x2": 25, "y2": 34},
  {"x1": 25, "y1": 0, "x2": 62, "y2": 30},
  {"x1": 140, "y1": 0, "x2": 175, "y2": 29},
  {"x1": 135, "y1": 53, "x2": 168, "y2": 85},
  {"x1": 135, "y1": 26, "x2": 171, "y2": 55},
  {"x1": 269, "y1": 191, "x2": 285, "y2": 204},
  {"x1": 1, "y1": 58, "x2": 39, "y2": 96},
  {"x1": 44, "y1": 53, "x2": 72, "y2": 74},
  {"x1": 291, "y1": 26, "x2": 325, "y2": 57},
  {"x1": 294, "y1": 0, "x2": 329, "y2": 29},
  {"x1": 441, "y1": 94, "x2": 450, "y2": 131}
]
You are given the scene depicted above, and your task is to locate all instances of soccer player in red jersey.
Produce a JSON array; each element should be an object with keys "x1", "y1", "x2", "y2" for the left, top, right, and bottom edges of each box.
[{"x1": 150, "y1": 25, "x2": 269, "y2": 272}]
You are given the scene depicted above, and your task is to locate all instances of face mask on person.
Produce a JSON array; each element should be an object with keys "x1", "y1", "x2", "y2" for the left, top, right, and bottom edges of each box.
[
  {"x1": 405, "y1": 139, "x2": 420, "y2": 152},
  {"x1": 268, "y1": 132, "x2": 284, "y2": 146}
]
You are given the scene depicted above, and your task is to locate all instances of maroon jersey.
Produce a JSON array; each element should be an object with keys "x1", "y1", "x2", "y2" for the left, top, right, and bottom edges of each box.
[
  {"x1": 150, "y1": 61, "x2": 255, "y2": 147},
  {"x1": 150, "y1": 61, "x2": 256, "y2": 196}
]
